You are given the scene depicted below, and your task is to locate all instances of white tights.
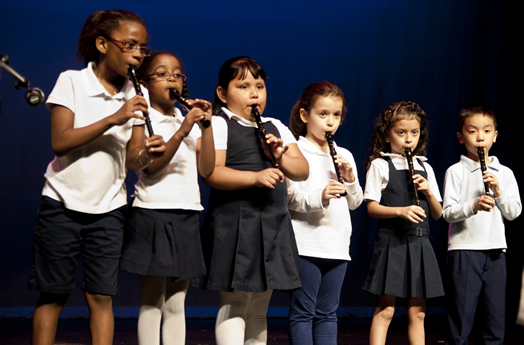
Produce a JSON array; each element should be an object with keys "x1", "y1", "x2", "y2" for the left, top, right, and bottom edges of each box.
[
  {"x1": 137, "y1": 276, "x2": 189, "y2": 345},
  {"x1": 215, "y1": 289, "x2": 273, "y2": 345}
]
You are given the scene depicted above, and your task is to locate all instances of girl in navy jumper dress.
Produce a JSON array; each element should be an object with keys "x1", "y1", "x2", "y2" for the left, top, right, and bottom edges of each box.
[
  {"x1": 196, "y1": 56, "x2": 309, "y2": 345},
  {"x1": 119, "y1": 51, "x2": 214, "y2": 345},
  {"x1": 363, "y1": 101, "x2": 444, "y2": 345}
]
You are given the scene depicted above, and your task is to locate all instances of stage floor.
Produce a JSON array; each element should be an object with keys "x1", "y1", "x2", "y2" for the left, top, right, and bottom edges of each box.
[{"x1": 1, "y1": 317, "x2": 523, "y2": 344}]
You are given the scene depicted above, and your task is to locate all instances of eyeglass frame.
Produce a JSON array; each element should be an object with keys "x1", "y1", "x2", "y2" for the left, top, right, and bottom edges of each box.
[
  {"x1": 108, "y1": 37, "x2": 151, "y2": 57},
  {"x1": 148, "y1": 71, "x2": 188, "y2": 82}
]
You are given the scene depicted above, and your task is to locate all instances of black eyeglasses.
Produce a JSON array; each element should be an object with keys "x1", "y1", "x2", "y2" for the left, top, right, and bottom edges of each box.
[
  {"x1": 109, "y1": 38, "x2": 151, "y2": 57},
  {"x1": 148, "y1": 71, "x2": 187, "y2": 82}
]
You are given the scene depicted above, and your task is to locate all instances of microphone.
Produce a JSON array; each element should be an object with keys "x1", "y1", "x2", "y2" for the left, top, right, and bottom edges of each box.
[
  {"x1": 25, "y1": 87, "x2": 45, "y2": 107},
  {"x1": 1, "y1": 53, "x2": 45, "y2": 107}
]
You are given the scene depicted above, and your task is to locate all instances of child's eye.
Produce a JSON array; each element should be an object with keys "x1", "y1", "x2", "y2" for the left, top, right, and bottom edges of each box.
[
  {"x1": 334, "y1": 113, "x2": 341, "y2": 118},
  {"x1": 398, "y1": 131, "x2": 404, "y2": 135},
  {"x1": 319, "y1": 112, "x2": 326, "y2": 117},
  {"x1": 156, "y1": 72, "x2": 168, "y2": 78},
  {"x1": 413, "y1": 130, "x2": 419, "y2": 135},
  {"x1": 257, "y1": 85, "x2": 264, "y2": 90},
  {"x1": 124, "y1": 41, "x2": 137, "y2": 49}
]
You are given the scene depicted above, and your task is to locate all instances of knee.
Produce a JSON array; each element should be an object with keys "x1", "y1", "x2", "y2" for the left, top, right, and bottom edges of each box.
[
  {"x1": 375, "y1": 305, "x2": 395, "y2": 321},
  {"x1": 408, "y1": 309, "x2": 425, "y2": 323},
  {"x1": 85, "y1": 292, "x2": 112, "y2": 309}
]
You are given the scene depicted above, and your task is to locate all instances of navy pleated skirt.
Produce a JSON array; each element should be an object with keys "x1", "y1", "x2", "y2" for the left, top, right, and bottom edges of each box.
[
  {"x1": 120, "y1": 207, "x2": 206, "y2": 280},
  {"x1": 363, "y1": 229, "x2": 444, "y2": 299}
]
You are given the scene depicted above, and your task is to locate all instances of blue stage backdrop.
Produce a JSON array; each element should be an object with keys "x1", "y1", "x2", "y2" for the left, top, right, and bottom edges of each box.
[{"x1": 1, "y1": 0, "x2": 522, "y2": 320}]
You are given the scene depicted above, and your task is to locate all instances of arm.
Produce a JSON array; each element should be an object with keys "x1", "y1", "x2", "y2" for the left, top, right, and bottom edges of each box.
[
  {"x1": 126, "y1": 124, "x2": 166, "y2": 172},
  {"x1": 143, "y1": 101, "x2": 213, "y2": 177},
  {"x1": 287, "y1": 178, "x2": 324, "y2": 212},
  {"x1": 265, "y1": 135, "x2": 309, "y2": 181},
  {"x1": 203, "y1": 150, "x2": 284, "y2": 190},
  {"x1": 491, "y1": 169, "x2": 522, "y2": 220},
  {"x1": 336, "y1": 152, "x2": 363, "y2": 210},
  {"x1": 413, "y1": 174, "x2": 442, "y2": 220},
  {"x1": 442, "y1": 168, "x2": 476, "y2": 223},
  {"x1": 50, "y1": 95, "x2": 149, "y2": 157},
  {"x1": 196, "y1": 109, "x2": 215, "y2": 178}
]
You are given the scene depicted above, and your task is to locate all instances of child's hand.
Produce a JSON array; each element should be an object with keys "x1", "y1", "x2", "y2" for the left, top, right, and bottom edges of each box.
[
  {"x1": 483, "y1": 170, "x2": 502, "y2": 198},
  {"x1": 265, "y1": 133, "x2": 289, "y2": 163},
  {"x1": 255, "y1": 168, "x2": 284, "y2": 188},
  {"x1": 144, "y1": 135, "x2": 166, "y2": 159},
  {"x1": 399, "y1": 205, "x2": 426, "y2": 223},
  {"x1": 321, "y1": 181, "x2": 347, "y2": 207},
  {"x1": 110, "y1": 95, "x2": 149, "y2": 125},
  {"x1": 413, "y1": 174, "x2": 432, "y2": 196},
  {"x1": 185, "y1": 99, "x2": 212, "y2": 130},
  {"x1": 473, "y1": 195, "x2": 495, "y2": 213},
  {"x1": 333, "y1": 154, "x2": 355, "y2": 183}
]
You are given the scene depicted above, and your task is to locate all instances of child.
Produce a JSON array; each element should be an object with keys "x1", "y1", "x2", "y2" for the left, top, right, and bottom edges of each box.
[
  {"x1": 119, "y1": 51, "x2": 214, "y2": 345},
  {"x1": 195, "y1": 56, "x2": 309, "y2": 345},
  {"x1": 442, "y1": 105, "x2": 521, "y2": 345},
  {"x1": 286, "y1": 81, "x2": 363, "y2": 345},
  {"x1": 362, "y1": 101, "x2": 444, "y2": 345},
  {"x1": 28, "y1": 10, "x2": 165, "y2": 345}
]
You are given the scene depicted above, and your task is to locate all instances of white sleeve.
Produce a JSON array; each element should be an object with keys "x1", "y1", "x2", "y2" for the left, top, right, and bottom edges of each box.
[
  {"x1": 442, "y1": 166, "x2": 476, "y2": 223},
  {"x1": 46, "y1": 72, "x2": 75, "y2": 113},
  {"x1": 423, "y1": 162, "x2": 442, "y2": 202},
  {"x1": 270, "y1": 118, "x2": 297, "y2": 146},
  {"x1": 495, "y1": 168, "x2": 522, "y2": 221},
  {"x1": 364, "y1": 158, "x2": 387, "y2": 202},
  {"x1": 212, "y1": 116, "x2": 228, "y2": 150},
  {"x1": 287, "y1": 178, "x2": 324, "y2": 212},
  {"x1": 340, "y1": 149, "x2": 363, "y2": 210}
]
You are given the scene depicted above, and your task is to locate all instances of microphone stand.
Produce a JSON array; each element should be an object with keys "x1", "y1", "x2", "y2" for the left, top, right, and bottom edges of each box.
[{"x1": 0, "y1": 53, "x2": 45, "y2": 107}]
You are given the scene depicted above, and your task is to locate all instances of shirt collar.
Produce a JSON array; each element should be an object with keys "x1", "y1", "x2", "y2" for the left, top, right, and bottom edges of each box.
[
  {"x1": 298, "y1": 136, "x2": 331, "y2": 156},
  {"x1": 222, "y1": 107, "x2": 259, "y2": 128},
  {"x1": 148, "y1": 107, "x2": 183, "y2": 124},
  {"x1": 380, "y1": 151, "x2": 428, "y2": 162},
  {"x1": 83, "y1": 62, "x2": 135, "y2": 101},
  {"x1": 459, "y1": 155, "x2": 500, "y2": 172}
]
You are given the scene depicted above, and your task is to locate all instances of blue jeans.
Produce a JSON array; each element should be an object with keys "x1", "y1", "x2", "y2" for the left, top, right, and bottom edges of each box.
[{"x1": 288, "y1": 256, "x2": 347, "y2": 345}]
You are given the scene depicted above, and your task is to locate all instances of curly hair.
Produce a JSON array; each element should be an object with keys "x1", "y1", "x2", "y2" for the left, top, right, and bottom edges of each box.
[
  {"x1": 365, "y1": 101, "x2": 429, "y2": 171},
  {"x1": 289, "y1": 81, "x2": 347, "y2": 140},
  {"x1": 137, "y1": 51, "x2": 189, "y2": 99},
  {"x1": 212, "y1": 56, "x2": 267, "y2": 115},
  {"x1": 77, "y1": 10, "x2": 148, "y2": 66}
]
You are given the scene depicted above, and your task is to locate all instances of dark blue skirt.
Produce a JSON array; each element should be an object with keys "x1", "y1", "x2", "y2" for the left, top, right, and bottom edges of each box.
[
  {"x1": 120, "y1": 207, "x2": 206, "y2": 280},
  {"x1": 363, "y1": 228, "x2": 444, "y2": 299}
]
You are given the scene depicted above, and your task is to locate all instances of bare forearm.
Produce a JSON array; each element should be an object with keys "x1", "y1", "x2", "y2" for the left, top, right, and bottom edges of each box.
[
  {"x1": 280, "y1": 155, "x2": 309, "y2": 181},
  {"x1": 203, "y1": 166, "x2": 258, "y2": 190},
  {"x1": 197, "y1": 129, "x2": 215, "y2": 178},
  {"x1": 52, "y1": 117, "x2": 113, "y2": 156}
]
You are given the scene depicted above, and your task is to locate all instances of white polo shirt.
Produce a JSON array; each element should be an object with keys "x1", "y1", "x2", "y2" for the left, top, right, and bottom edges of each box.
[
  {"x1": 43, "y1": 62, "x2": 145, "y2": 214},
  {"x1": 132, "y1": 107, "x2": 203, "y2": 211}
]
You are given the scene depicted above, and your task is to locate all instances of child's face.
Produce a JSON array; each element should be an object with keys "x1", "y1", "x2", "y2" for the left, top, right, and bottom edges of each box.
[
  {"x1": 144, "y1": 54, "x2": 183, "y2": 112},
  {"x1": 387, "y1": 117, "x2": 421, "y2": 155},
  {"x1": 300, "y1": 96, "x2": 343, "y2": 148},
  {"x1": 457, "y1": 113, "x2": 498, "y2": 162},
  {"x1": 217, "y1": 72, "x2": 267, "y2": 120},
  {"x1": 100, "y1": 21, "x2": 149, "y2": 78}
]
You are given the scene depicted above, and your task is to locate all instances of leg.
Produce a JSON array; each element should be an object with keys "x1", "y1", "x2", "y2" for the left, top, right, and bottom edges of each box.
[
  {"x1": 32, "y1": 292, "x2": 69, "y2": 345},
  {"x1": 289, "y1": 257, "x2": 323, "y2": 345},
  {"x1": 445, "y1": 251, "x2": 483, "y2": 345},
  {"x1": 477, "y1": 251, "x2": 506, "y2": 345},
  {"x1": 162, "y1": 280, "x2": 189, "y2": 345},
  {"x1": 84, "y1": 292, "x2": 114, "y2": 345},
  {"x1": 313, "y1": 260, "x2": 347, "y2": 345},
  {"x1": 216, "y1": 290, "x2": 251, "y2": 345},
  {"x1": 369, "y1": 294, "x2": 396, "y2": 345},
  {"x1": 407, "y1": 298, "x2": 426, "y2": 345},
  {"x1": 244, "y1": 289, "x2": 273, "y2": 345},
  {"x1": 138, "y1": 275, "x2": 166, "y2": 345}
]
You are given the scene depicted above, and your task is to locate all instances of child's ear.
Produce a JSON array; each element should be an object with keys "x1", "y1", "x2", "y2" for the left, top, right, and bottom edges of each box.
[
  {"x1": 216, "y1": 86, "x2": 227, "y2": 104},
  {"x1": 96, "y1": 36, "x2": 108, "y2": 54},
  {"x1": 456, "y1": 132, "x2": 464, "y2": 144},
  {"x1": 299, "y1": 108, "x2": 308, "y2": 123},
  {"x1": 493, "y1": 130, "x2": 498, "y2": 143}
]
